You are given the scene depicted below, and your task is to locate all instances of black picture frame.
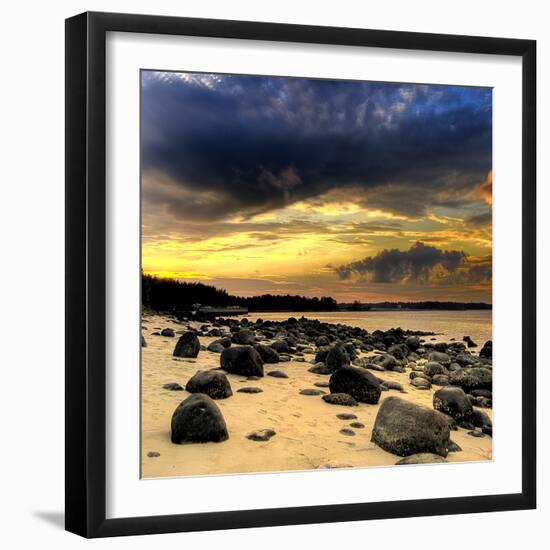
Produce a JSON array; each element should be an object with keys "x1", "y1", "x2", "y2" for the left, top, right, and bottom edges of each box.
[{"x1": 65, "y1": 11, "x2": 537, "y2": 538}]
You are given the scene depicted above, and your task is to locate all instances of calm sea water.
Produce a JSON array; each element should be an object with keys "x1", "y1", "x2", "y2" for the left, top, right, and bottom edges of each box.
[{"x1": 240, "y1": 310, "x2": 492, "y2": 348}]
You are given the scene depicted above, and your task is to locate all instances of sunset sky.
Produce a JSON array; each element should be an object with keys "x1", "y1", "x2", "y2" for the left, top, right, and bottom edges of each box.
[{"x1": 141, "y1": 71, "x2": 492, "y2": 303}]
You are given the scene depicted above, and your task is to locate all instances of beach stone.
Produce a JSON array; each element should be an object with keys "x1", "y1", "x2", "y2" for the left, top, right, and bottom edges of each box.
[
  {"x1": 185, "y1": 370, "x2": 232, "y2": 399},
  {"x1": 450, "y1": 367, "x2": 492, "y2": 393},
  {"x1": 339, "y1": 428, "x2": 356, "y2": 436},
  {"x1": 463, "y1": 336, "x2": 478, "y2": 348},
  {"x1": 479, "y1": 340, "x2": 493, "y2": 359},
  {"x1": 207, "y1": 342, "x2": 225, "y2": 353},
  {"x1": 425, "y1": 362, "x2": 449, "y2": 377},
  {"x1": 406, "y1": 335, "x2": 421, "y2": 351},
  {"x1": 247, "y1": 375, "x2": 261, "y2": 381},
  {"x1": 314, "y1": 381, "x2": 330, "y2": 388},
  {"x1": 410, "y1": 377, "x2": 431, "y2": 389},
  {"x1": 161, "y1": 328, "x2": 175, "y2": 337},
  {"x1": 271, "y1": 339, "x2": 292, "y2": 354},
  {"x1": 279, "y1": 355, "x2": 291, "y2": 362},
  {"x1": 246, "y1": 429, "x2": 276, "y2": 442},
  {"x1": 468, "y1": 430, "x2": 485, "y2": 438},
  {"x1": 388, "y1": 343, "x2": 409, "y2": 360},
  {"x1": 171, "y1": 394, "x2": 229, "y2": 444},
  {"x1": 395, "y1": 453, "x2": 446, "y2": 465},
  {"x1": 147, "y1": 451, "x2": 160, "y2": 458},
  {"x1": 448, "y1": 440, "x2": 462, "y2": 453},
  {"x1": 267, "y1": 370, "x2": 288, "y2": 378},
  {"x1": 432, "y1": 374, "x2": 450, "y2": 386},
  {"x1": 329, "y1": 366, "x2": 381, "y2": 404},
  {"x1": 371, "y1": 353, "x2": 399, "y2": 371},
  {"x1": 254, "y1": 344, "x2": 280, "y2": 363},
  {"x1": 141, "y1": 335, "x2": 147, "y2": 347},
  {"x1": 350, "y1": 422, "x2": 365, "y2": 429},
  {"x1": 470, "y1": 409, "x2": 492, "y2": 428},
  {"x1": 316, "y1": 335, "x2": 330, "y2": 346},
  {"x1": 322, "y1": 393, "x2": 358, "y2": 406},
  {"x1": 371, "y1": 396, "x2": 450, "y2": 457},
  {"x1": 325, "y1": 345, "x2": 351, "y2": 373},
  {"x1": 380, "y1": 380, "x2": 406, "y2": 393},
  {"x1": 232, "y1": 328, "x2": 256, "y2": 345},
  {"x1": 308, "y1": 362, "x2": 333, "y2": 375},
  {"x1": 220, "y1": 346, "x2": 264, "y2": 377},
  {"x1": 212, "y1": 337, "x2": 232, "y2": 349},
  {"x1": 173, "y1": 332, "x2": 201, "y2": 358},
  {"x1": 162, "y1": 382, "x2": 184, "y2": 391},
  {"x1": 300, "y1": 388, "x2": 324, "y2": 396},
  {"x1": 315, "y1": 348, "x2": 330, "y2": 363},
  {"x1": 429, "y1": 351, "x2": 451, "y2": 366},
  {"x1": 237, "y1": 387, "x2": 263, "y2": 394},
  {"x1": 336, "y1": 413, "x2": 357, "y2": 420},
  {"x1": 433, "y1": 386, "x2": 473, "y2": 421}
]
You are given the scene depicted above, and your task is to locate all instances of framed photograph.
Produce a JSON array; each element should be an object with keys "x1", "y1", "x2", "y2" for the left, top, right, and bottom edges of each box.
[{"x1": 65, "y1": 11, "x2": 536, "y2": 538}]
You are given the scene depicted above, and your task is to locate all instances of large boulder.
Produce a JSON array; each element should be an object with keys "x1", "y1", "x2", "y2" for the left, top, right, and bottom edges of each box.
[
  {"x1": 329, "y1": 366, "x2": 381, "y2": 404},
  {"x1": 406, "y1": 335, "x2": 421, "y2": 351},
  {"x1": 371, "y1": 353, "x2": 398, "y2": 371},
  {"x1": 220, "y1": 346, "x2": 264, "y2": 377},
  {"x1": 173, "y1": 332, "x2": 201, "y2": 358},
  {"x1": 185, "y1": 370, "x2": 232, "y2": 399},
  {"x1": 325, "y1": 345, "x2": 350, "y2": 373},
  {"x1": 254, "y1": 344, "x2": 280, "y2": 364},
  {"x1": 171, "y1": 394, "x2": 229, "y2": 443},
  {"x1": 371, "y1": 396, "x2": 450, "y2": 457},
  {"x1": 433, "y1": 386, "x2": 473, "y2": 421},
  {"x1": 232, "y1": 328, "x2": 256, "y2": 345},
  {"x1": 450, "y1": 367, "x2": 492, "y2": 393}
]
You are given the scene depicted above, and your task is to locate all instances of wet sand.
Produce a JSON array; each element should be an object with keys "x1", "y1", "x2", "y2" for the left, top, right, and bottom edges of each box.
[{"x1": 141, "y1": 313, "x2": 492, "y2": 478}]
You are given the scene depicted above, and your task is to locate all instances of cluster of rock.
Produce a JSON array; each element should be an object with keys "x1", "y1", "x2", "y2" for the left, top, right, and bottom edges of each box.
[{"x1": 150, "y1": 315, "x2": 492, "y2": 460}]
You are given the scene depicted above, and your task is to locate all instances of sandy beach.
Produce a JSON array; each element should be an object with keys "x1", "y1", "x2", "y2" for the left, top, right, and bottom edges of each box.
[{"x1": 141, "y1": 313, "x2": 492, "y2": 478}]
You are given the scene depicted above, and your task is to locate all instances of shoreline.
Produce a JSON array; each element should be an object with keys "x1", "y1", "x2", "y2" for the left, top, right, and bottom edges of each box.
[{"x1": 141, "y1": 312, "x2": 492, "y2": 478}]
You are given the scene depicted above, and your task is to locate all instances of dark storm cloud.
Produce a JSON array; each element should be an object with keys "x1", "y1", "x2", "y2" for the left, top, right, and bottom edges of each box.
[
  {"x1": 141, "y1": 72, "x2": 492, "y2": 221},
  {"x1": 335, "y1": 242, "x2": 477, "y2": 284}
]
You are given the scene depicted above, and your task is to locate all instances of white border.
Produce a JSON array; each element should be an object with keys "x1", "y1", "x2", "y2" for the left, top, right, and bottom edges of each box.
[{"x1": 106, "y1": 31, "x2": 523, "y2": 519}]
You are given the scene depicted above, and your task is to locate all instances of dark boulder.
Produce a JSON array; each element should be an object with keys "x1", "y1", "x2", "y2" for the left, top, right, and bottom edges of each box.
[
  {"x1": 325, "y1": 345, "x2": 350, "y2": 373},
  {"x1": 406, "y1": 335, "x2": 421, "y2": 351},
  {"x1": 433, "y1": 386, "x2": 473, "y2": 421},
  {"x1": 308, "y1": 362, "x2": 333, "y2": 375},
  {"x1": 316, "y1": 335, "x2": 330, "y2": 346},
  {"x1": 232, "y1": 328, "x2": 256, "y2": 345},
  {"x1": 410, "y1": 377, "x2": 431, "y2": 389},
  {"x1": 246, "y1": 429, "x2": 276, "y2": 442},
  {"x1": 300, "y1": 388, "x2": 324, "y2": 396},
  {"x1": 212, "y1": 337, "x2": 232, "y2": 349},
  {"x1": 254, "y1": 344, "x2": 280, "y2": 364},
  {"x1": 424, "y1": 361, "x2": 449, "y2": 377},
  {"x1": 329, "y1": 366, "x2": 381, "y2": 404},
  {"x1": 479, "y1": 340, "x2": 492, "y2": 359},
  {"x1": 371, "y1": 396, "x2": 450, "y2": 457},
  {"x1": 271, "y1": 339, "x2": 292, "y2": 354},
  {"x1": 220, "y1": 346, "x2": 264, "y2": 377},
  {"x1": 371, "y1": 354, "x2": 399, "y2": 371},
  {"x1": 322, "y1": 393, "x2": 358, "y2": 406},
  {"x1": 171, "y1": 394, "x2": 229, "y2": 444},
  {"x1": 431, "y1": 374, "x2": 450, "y2": 386},
  {"x1": 388, "y1": 343, "x2": 409, "y2": 360},
  {"x1": 470, "y1": 409, "x2": 492, "y2": 428},
  {"x1": 450, "y1": 367, "x2": 492, "y2": 393},
  {"x1": 162, "y1": 382, "x2": 183, "y2": 391},
  {"x1": 173, "y1": 332, "x2": 201, "y2": 358},
  {"x1": 267, "y1": 370, "x2": 288, "y2": 378},
  {"x1": 429, "y1": 351, "x2": 451, "y2": 366},
  {"x1": 207, "y1": 342, "x2": 225, "y2": 353},
  {"x1": 237, "y1": 387, "x2": 263, "y2": 394},
  {"x1": 185, "y1": 370, "x2": 232, "y2": 399},
  {"x1": 161, "y1": 328, "x2": 175, "y2": 337}
]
